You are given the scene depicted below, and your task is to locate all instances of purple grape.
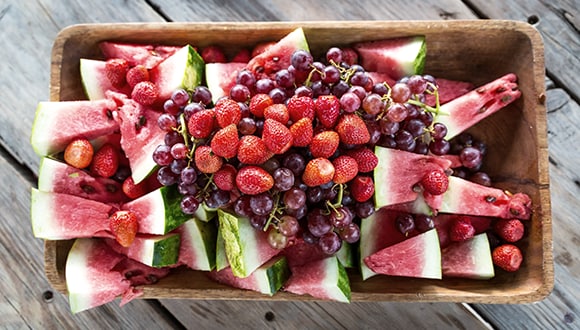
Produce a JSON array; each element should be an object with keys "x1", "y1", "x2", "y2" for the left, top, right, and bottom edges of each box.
[
  {"x1": 330, "y1": 207, "x2": 353, "y2": 229},
  {"x1": 274, "y1": 167, "x2": 295, "y2": 191},
  {"x1": 157, "y1": 113, "x2": 178, "y2": 132},
  {"x1": 234, "y1": 195, "x2": 253, "y2": 217},
  {"x1": 307, "y1": 209, "x2": 332, "y2": 237},
  {"x1": 460, "y1": 146, "x2": 483, "y2": 169},
  {"x1": 180, "y1": 195, "x2": 199, "y2": 214},
  {"x1": 414, "y1": 214, "x2": 434, "y2": 232},
  {"x1": 275, "y1": 69, "x2": 295, "y2": 88},
  {"x1": 326, "y1": 47, "x2": 343, "y2": 63},
  {"x1": 291, "y1": 50, "x2": 313, "y2": 71},
  {"x1": 355, "y1": 201, "x2": 375, "y2": 218},
  {"x1": 230, "y1": 84, "x2": 251, "y2": 102},
  {"x1": 322, "y1": 65, "x2": 341, "y2": 85},
  {"x1": 236, "y1": 69, "x2": 256, "y2": 87},
  {"x1": 171, "y1": 89, "x2": 190, "y2": 107},
  {"x1": 180, "y1": 167, "x2": 197, "y2": 185},
  {"x1": 157, "y1": 166, "x2": 177, "y2": 186},
  {"x1": 340, "y1": 92, "x2": 361, "y2": 113},
  {"x1": 278, "y1": 215, "x2": 299, "y2": 237},
  {"x1": 339, "y1": 223, "x2": 360, "y2": 243},
  {"x1": 191, "y1": 86, "x2": 212, "y2": 105},
  {"x1": 153, "y1": 145, "x2": 173, "y2": 166},
  {"x1": 283, "y1": 187, "x2": 306, "y2": 210},
  {"x1": 319, "y1": 231, "x2": 342, "y2": 255},
  {"x1": 396, "y1": 214, "x2": 415, "y2": 236},
  {"x1": 429, "y1": 139, "x2": 451, "y2": 155},
  {"x1": 250, "y1": 193, "x2": 274, "y2": 216}
]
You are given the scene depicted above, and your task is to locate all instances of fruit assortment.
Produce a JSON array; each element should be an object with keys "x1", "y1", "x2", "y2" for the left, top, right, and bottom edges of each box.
[{"x1": 30, "y1": 28, "x2": 534, "y2": 312}]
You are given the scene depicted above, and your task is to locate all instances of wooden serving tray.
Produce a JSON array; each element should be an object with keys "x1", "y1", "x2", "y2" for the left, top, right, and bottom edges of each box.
[{"x1": 45, "y1": 20, "x2": 552, "y2": 303}]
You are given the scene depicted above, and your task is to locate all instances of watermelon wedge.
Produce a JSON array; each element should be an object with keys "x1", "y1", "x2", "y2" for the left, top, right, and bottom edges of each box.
[
  {"x1": 205, "y1": 62, "x2": 247, "y2": 103},
  {"x1": 283, "y1": 256, "x2": 351, "y2": 303},
  {"x1": 80, "y1": 59, "x2": 132, "y2": 100},
  {"x1": 207, "y1": 255, "x2": 290, "y2": 296},
  {"x1": 30, "y1": 189, "x2": 114, "y2": 240},
  {"x1": 37, "y1": 157, "x2": 127, "y2": 204},
  {"x1": 177, "y1": 218, "x2": 217, "y2": 271},
  {"x1": 150, "y1": 45, "x2": 204, "y2": 101},
  {"x1": 99, "y1": 42, "x2": 181, "y2": 69},
  {"x1": 433, "y1": 214, "x2": 492, "y2": 248},
  {"x1": 364, "y1": 228, "x2": 442, "y2": 279},
  {"x1": 30, "y1": 99, "x2": 119, "y2": 156},
  {"x1": 354, "y1": 36, "x2": 426, "y2": 80},
  {"x1": 442, "y1": 233, "x2": 495, "y2": 279},
  {"x1": 437, "y1": 73, "x2": 521, "y2": 139}
]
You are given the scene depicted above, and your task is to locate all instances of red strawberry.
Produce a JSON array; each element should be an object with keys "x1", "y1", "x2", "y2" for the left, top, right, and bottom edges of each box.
[
  {"x1": 91, "y1": 143, "x2": 119, "y2": 178},
  {"x1": 262, "y1": 118, "x2": 293, "y2": 154},
  {"x1": 214, "y1": 97, "x2": 242, "y2": 128},
  {"x1": 231, "y1": 48, "x2": 251, "y2": 63},
  {"x1": 194, "y1": 145, "x2": 223, "y2": 174},
  {"x1": 235, "y1": 166, "x2": 274, "y2": 195},
  {"x1": 349, "y1": 175, "x2": 374, "y2": 202},
  {"x1": 449, "y1": 217, "x2": 475, "y2": 242},
  {"x1": 109, "y1": 210, "x2": 138, "y2": 247},
  {"x1": 345, "y1": 147, "x2": 378, "y2": 173},
  {"x1": 237, "y1": 135, "x2": 273, "y2": 165},
  {"x1": 249, "y1": 94, "x2": 273, "y2": 118},
  {"x1": 336, "y1": 113, "x2": 370, "y2": 145},
  {"x1": 122, "y1": 176, "x2": 148, "y2": 199},
  {"x1": 421, "y1": 168, "x2": 449, "y2": 195},
  {"x1": 214, "y1": 164, "x2": 237, "y2": 191},
  {"x1": 332, "y1": 155, "x2": 358, "y2": 184},
  {"x1": 494, "y1": 218, "x2": 525, "y2": 243},
  {"x1": 302, "y1": 158, "x2": 335, "y2": 187},
  {"x1": 315, "y1": 95, "x2": 340, "y2": 128},
  {"x1": 64, "y1": 138, "x2": 94, "y2": 169},
  {"x1": 201, "y1": 45, "x2": 227, "y2": 63},
  {"x1": 289, "y1": 117, "x2": 313, "y2": 147},
  {"x1": 210, "y1": 124, "x2": 239, "y2": 158},
  {"x1": 492, "y1": 244, "x2": 523, "y2": 272},
  {"x1": 310, "y1": 130, "x2": 339, "y2": 158},
  {"x1": 105, "y1": 58, "x2": 129, "y2": 88},
  {"x1": 126, "y1": 65, "x2": 150, "y2": 88},
  {"x1": 264, "y1": 104, "x2": 290, "y2": 124},
  {"x1": 131, "y1": 81, "x2": 159, "y2": 106},
  {"x1": 287, "y1": 95, "x2": 315, "y2": 122},
  {"x1": 188, "y1": 109, "x2": 215, "y2": 138}
]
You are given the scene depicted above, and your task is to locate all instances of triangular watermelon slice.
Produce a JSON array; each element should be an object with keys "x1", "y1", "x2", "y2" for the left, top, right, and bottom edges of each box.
[
  {"x1": 205, "y1": 62, "x2": 247, "y2": 103},
  {"x1": 80, "y1": 59, "x2": 132, "y2": 100},
  {"x1": 150, "y1": 45, "x2": 205, "y2": 101},
  {"x1": 442, "y1": 233, "x2": 495, "y2": 279}
]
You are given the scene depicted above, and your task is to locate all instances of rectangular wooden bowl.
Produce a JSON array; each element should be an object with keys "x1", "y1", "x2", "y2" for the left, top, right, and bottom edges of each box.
[{"x1": 45, "y1": 20, "x2": 552, "y2": 303}]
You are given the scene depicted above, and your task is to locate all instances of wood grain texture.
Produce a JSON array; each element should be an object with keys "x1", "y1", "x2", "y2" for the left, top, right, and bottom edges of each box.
[
  {"x1": 0, "y1": 151, "x2": 180, "y2": 328},
  {"x1": 465, "y1": 0, "x2": 580, "y2": 102}
]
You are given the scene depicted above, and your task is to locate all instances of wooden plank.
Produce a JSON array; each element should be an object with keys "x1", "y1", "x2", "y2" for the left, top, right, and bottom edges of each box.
[
  {"x1": 472, "y1": 85, "x2": 580, "y2": 328},
  {"x1": 0, "y1": 0, "x2": 164, "y2": 176},
  {"x1": 0, "y1": 151, "x2": 181, "y2": 328},
  {"x1": 465, "y1": 0, "x2": 580, "y2": 102}
]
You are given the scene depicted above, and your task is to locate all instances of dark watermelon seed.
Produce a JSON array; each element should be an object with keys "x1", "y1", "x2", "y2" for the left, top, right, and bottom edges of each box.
[
  {"x1": 81, "y1": 183, "x2": 96, "y2": 194},
  {"x1": 485, "y1": 195, "x2": 496, "y2": 203}
]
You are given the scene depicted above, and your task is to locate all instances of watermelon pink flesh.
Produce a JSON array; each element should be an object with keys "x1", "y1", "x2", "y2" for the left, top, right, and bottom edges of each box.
[
  {"x1": 366, "y1": 72, "x2": 396, "y2": 87},
  {"x1": 80, "y1": 59, "x2": 132, "y2": 100},
  {"x1": 116, "y1": 98, "x2": 165, "y2": 184},
  {"x1": 364, "y1": 229, "x2": 442, "y2": 279},
  {"x1": 205, "y1": 62, "x2": 246, "y2": 103},
  {"x1": 31, "y1": 189, "x2": 114, "y2": 240},
  {"x1": 373, "y1": 147, "x2": 453, "y2": 208},
  {"x1": 99, "y1": 42, "x2": 180, "y2": 69},
  {"x1": 30, "y1": 99, "x2": 120, "y2": 156},
  {"x1": 354, "y1": 36, "x2": 425, "y2": 80},
  {"x1": 425, "y1": 78, "x2": 474, "y2": 107},
  {"x1": 440, "y1": 176, "x2": 532, "y2": 220},
  {"x1": 433, "y1": 214, "x2": 492, "y2": 248},
  {"x1": 38, "y1": 157, "x2": 128, "y2": 204},
  {"x1": 442, "y1": 233, "x2": 495, "y2": 279},
  {"x1": 437, "y1": 73, "x2": 521, "y2": 139}
]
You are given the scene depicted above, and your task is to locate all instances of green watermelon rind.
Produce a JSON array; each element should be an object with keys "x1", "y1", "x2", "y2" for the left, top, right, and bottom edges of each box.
[
  {"x1": 179, "y1": 218, "x2": 217, "y2": 271},
  {"x1": 153, "y1": 45, "x2": 204, "y2": 99},
  {"x1": 150, "y1": 233, "x2": 181, "y2": 267},
  {"x1": 335, "y1": 259, "x2": 351, "y2": 302},
  {"x1": 160, "y1": 186, "x2": 190, "y2": 233},
  {"x1": 442, "y1": 233, "x2": 495, "y2": 280},
  {"x1": 264, "y1": 256, "x2": 291, "y2": 295},
  {"x1": 217, "y1": 210, "x2": 246, "y2": 277},
  {"x1": 215, "y1": 225, "x2": 229, "y2": 271},
  {"x1": 413, "y1": 37, "x2": 427, "y2": 75}
]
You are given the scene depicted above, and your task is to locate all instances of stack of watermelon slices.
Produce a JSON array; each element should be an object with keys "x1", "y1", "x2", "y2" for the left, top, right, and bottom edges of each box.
[{"x1": 29, "y1": 28, "x2": 532, "y2": 312}]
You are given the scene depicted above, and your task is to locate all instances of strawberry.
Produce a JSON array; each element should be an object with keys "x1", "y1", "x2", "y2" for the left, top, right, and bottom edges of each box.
[
  {"x1": 421, "y1": 168, "x2": 449, "y2": 195},
  {"x1": 262, "y1": 118, "x2": 293, "y2": 154},
  {"x1": 332, "y1": 155, "x2": 358, "y2": 184},
  {"x1": 336, "y1": 113, "x2": 370, "y2": 145},
  {"x1": 315, "y1": 95, "x2": 340, "y2": 128},
  {"x1": 91, "y1": 143, "x2": 119, "y2": 178},
  {"x1": 237, "y1": 135, "x2": 272, "y2": 165},
  {"x1": 289, "y1": 117, "x2": 313, "y2": 147},
  {"x1": 231, "y1": 48, "x2": 251, "y2": 63},
  {"x1": 264, "y1": 104, "x2": 290, "y2": 124},
  {"x1": 122, "y1": 176, "x2": 149, "y2": 199},
  {"x1": 214, "y1": 97, "x2": 242, "y2": 128},
  {"x1": 345, "y1": 147, "x2": 378, "y2": 173},
  {"x1": 492, "y1": 244, "x2": 523, "y2": 272},
  {"x1": 131, "y1": 81, "x2": 159, "y2": 106},
  {"x1": 494, "y1": 218, "x2": 525, "y2": 243},
  {"x1": 105, "y1": 58, "x2": 129, "y2": 88},
  {"x1": 187, "y1": 109, "x2": 215, "y2": 138},
  {"x1": 449, "y1": 217, "x2": 475, "y2": 242},
  {"x1": 249, "y1": 94, "x2": 273, "y2": 118},
  {"x1": 349, "y1": 175, "x2": 374, "y2": 202},
  {"x1": 210, "y1": 124, "x2": 239, "y2": 158},
  {"x1": 287, "y1": 95, "x2": 315, "y2": 122},
  {"x1": 64, "y1": 138, "x2": 94, "y2": 169},
  {"x1": 310, "y1": 130, "x2": 339, "y2": 158},
  {"x1": 126, "y1": 65, "x2": 150, "y2": 88},
  {"x1": 109, "y1": 210, "x2": 138, "y2": 247},
  {"x1": 235, "y1": 166, "x2": 274, "y2": 195},
  {"x1": 302, "y1": 158, "x2": 335, "y2": 187},
  {"x1": 214, "y1": 164, "x2": 237, "y2": 191},
  {"x1": 201, "y1": 45, "x2": 227, "y2": 63},
  {"x1": 194, "y1": 145, "x2": 223, "y2": 174}
]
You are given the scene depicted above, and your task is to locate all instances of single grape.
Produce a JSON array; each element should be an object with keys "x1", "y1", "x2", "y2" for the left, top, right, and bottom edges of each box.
[
  {"x1": 326, "y1": 47, "x2": 343, "y2": 63},
  {"x1": 372, "y1": 83, "x2": 389, "y2": 96},
  {"x1": 311, "y1": 81, "x2": 331, "y2": 97},
  {"x1": 331, "y1": 81, "x2": 350, "y2": 98},
  {"x1": 294, "y1": 85, "x2": 313, "y2": 98},
  {"x1": 250, "y1": 193, "x2": 274, "y2": 216},
  {"x1": 171, "y1": 89, "x2": 190, "y2": 107},
  {"x1": 379, "y1": 118, "x2": 399, "y2": 135},
  {"x1": 418, "y1": 111, "x2": 434, "y2": 126},
  {"x1": 391, "y1": 83, "x2": 412, "y2": 103},
  {"x1": 395, "y1": 130, "x2": 416, "y2": 152},
  {"x1": 309, "y1": 62, "x2": 325, "y2": 82},
  {"x1": 169, "y1": 158, "x2": 188, "y2": 174},
  {"x1": 153, "y1": 144, "x2": 173, "y2": 166},
  {"x1": 302, "y1": 230, "x2": 319, "y2": 245},
  {"x1": 396, "y1": 214, "x2": 415, "y2": 236},
  {"x1": 285, "y1": 204, "x2": 307, "y2": 220},
  {"x1": 283, "y1": 187, "x2": 307, "y2": 210},
  {"x1": 386, "y1": 103, "x2": 409, "y2": 123},
  {"x1": 350, "y1": 71, "x2": 369, "y2": 87},
  {"x1": 362, "y1": 93, "x2": 384, "y2": 116},
  {"x1": 163, "y1": 99, "x2": 180, "y2": 115},
  {"x1": 249, "y1": 214, "x2": 268, "y2": 230},
  {"x1": 262, "y1": 158, "x2": 280, "y2": 174},
  {"x1": 291, "y1": 50, "x2": 313, "y2": 71},
  {"x1": 157, "y1": 113, "x2": 178, "y2": 132},
  {"x1": 470, "y1": 171, "x2": 492, "y2": 186},
  {"x1": 268, "y1": 228, "x2": 288, "y2": 249},
  {"x1": 429, "y1": 139, "x2": 451, "y2": 155},
  {"x1": 405, "y1": 103, "x2": 420, "y2": 119},
  {"x1": 306, "y1": 186, "x2": 324, "y2": 204},
  {"x1": 206, "y1": 189, "x2": 230, "y2": 209},
  {"x1": 180, "y1": 167, "x2": 197, "y2": 185},
  {"x1": 319, "y1": 231, "x2": 342, "y2": 255},
  {"x1": 180, "y1": 195, "x2": 199, "y2": 214},
  {"x1": 234, "y1": 195, "x2": 253, "y2": 217},
  {"x1": 459, "y1": 146, "x2": 483, "y2": 169},
  {"x1": 230, "y1": 84, "x2": 251, "y2": 102},
  {"x1": 414, "y1": 214, "x2": 435, "y2": 232},
  {"x1": 339, "y1": 222, "x2": 360, "y2": 243},
  {"x1": 340, "y1": 92, "x2": 361, "y2": 113},
  {"x1": 183, "y1": 102, "x2": 205, "y2": 121},
  {"x1": 377, "y1": 135, "x2": 397, "y2": 149},
  {"x1": 367, "y1": 121, "x2": 382, "y2": 145},
  {"x1": 307, "y1": 209, "x2": 332, "y2": 237},
  {"x1": 431, "y1": 122, "x2": 448, "y2": 140},
  {"x1": 278, "y1": 215, "x2": 299, "y2": 237},
  {"x1": 275, "y1": 69, "x2": 295, "y2": 88},
  {"x1": 274, "y1": 167, "x2": 295, "y2": 191},
  {"x1": 191, "y1": 86, "x2": 212, "y2": 105},
  {"x1": 283, "y1": 153, "x2": 306, "y2": 176},
  {"x1": 236, "y1": 69, "x2": 256, "y2": 87},
  {"x1": 269, "y1": 87, "x2": 287, "y2": 104},
  {"x1": 414, "y1": 141, "x2": 429, "y2": 155},
  {"x1": 355, "y1": 201, "x2": 375, "y2": 218},
  {"x1": 348, "y1": 85, "x2": 366, "y2": 101},
  {"x1": 322, "y1": 65, "x2": 341, "y2": 85},
  {"x1": 157, "y1": 166, "x2": 178, "y2": 186},
  {"x1": 330, "y1": 207, "x2": 353, "y2": 229},
  {"x1": 255, "y1": 78, "x2": 276, "y2": 94},
  {"x1": 238, "y1": 117, "x2": 257, "y2": 135},
  {"x1": 170, "y1": 143, "x2": 188, "y2": 160},
  {"x1": 178, "y1": 182, "x2": 198, "y2": 195}
]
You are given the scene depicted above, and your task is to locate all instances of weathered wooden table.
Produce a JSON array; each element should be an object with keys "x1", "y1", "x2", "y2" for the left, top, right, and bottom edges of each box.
[{"x1": 1, "y1": 0, "x2": 578, "y2": 328}]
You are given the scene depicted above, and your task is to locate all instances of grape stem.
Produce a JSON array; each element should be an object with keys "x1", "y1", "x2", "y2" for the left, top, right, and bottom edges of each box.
[
  {"x1": 263, "y1": 192, "x2": 282, "y2": 232},
  {"x1": 325, "y1": 183, "x2": 345, "y2": 215}
]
